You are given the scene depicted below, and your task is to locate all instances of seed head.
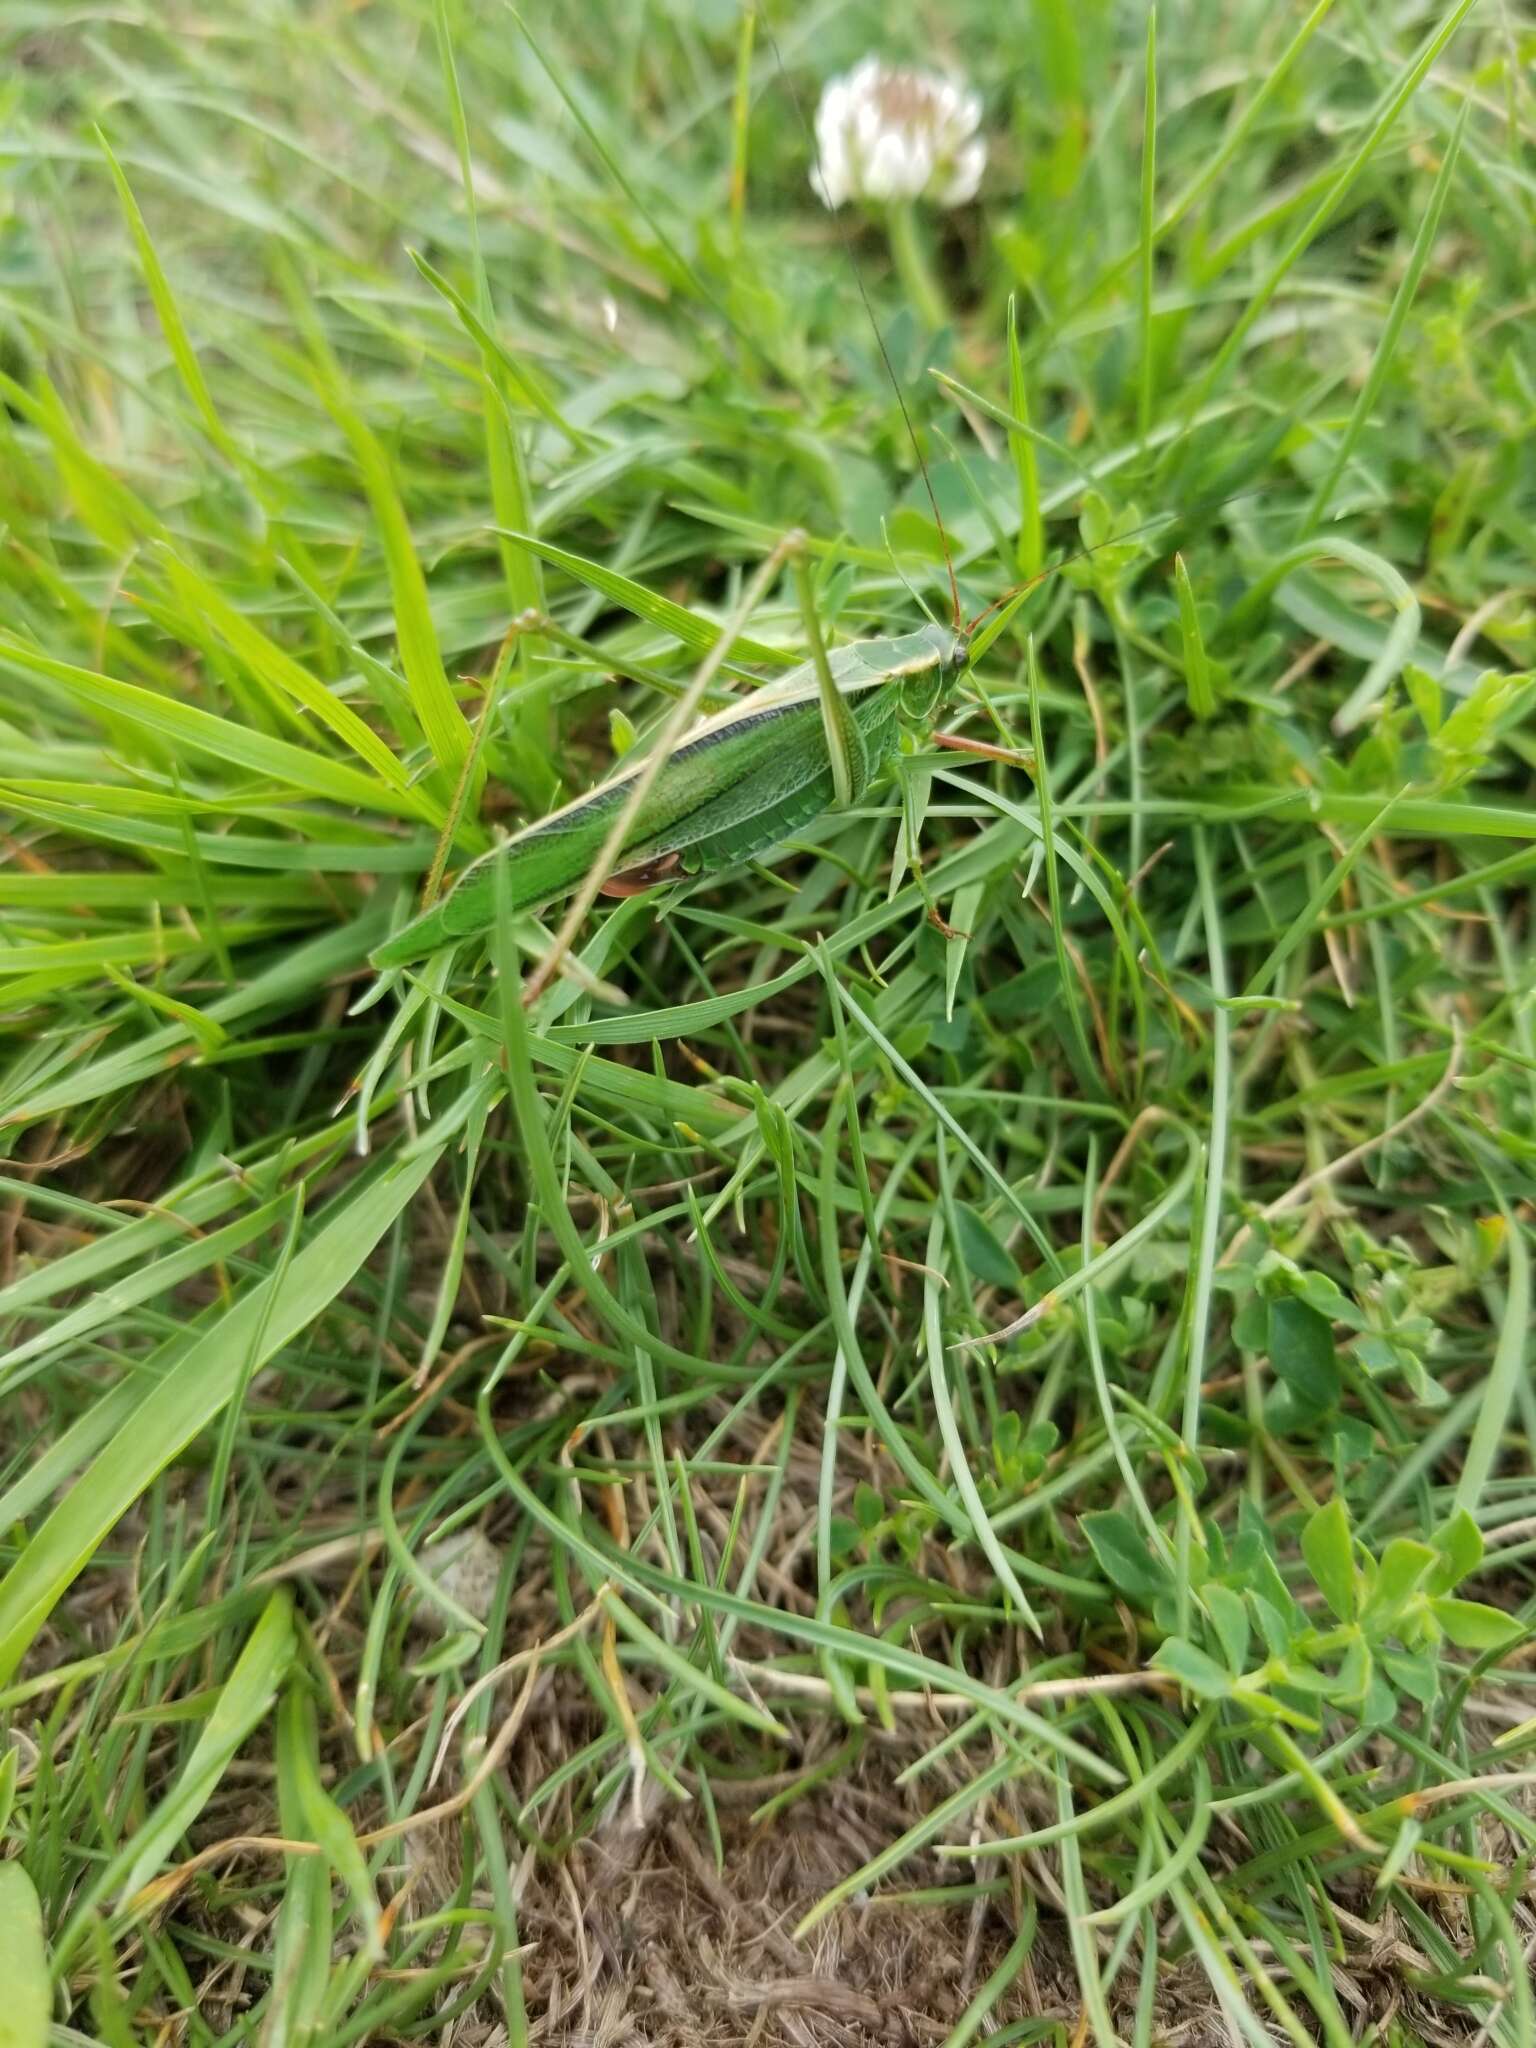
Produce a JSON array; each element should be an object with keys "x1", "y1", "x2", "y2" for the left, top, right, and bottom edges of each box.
[{"x1": 811, "y1": 58, "x2": 986, "y2": 210}]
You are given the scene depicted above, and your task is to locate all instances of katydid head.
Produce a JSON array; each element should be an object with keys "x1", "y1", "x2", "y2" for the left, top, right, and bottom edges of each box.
[
  {"x1": 891, "y1": 621, "x2": 971, "y2": 726},
  {"x1": 939, "y1": 629, "x2": 974, "y2": 714}
]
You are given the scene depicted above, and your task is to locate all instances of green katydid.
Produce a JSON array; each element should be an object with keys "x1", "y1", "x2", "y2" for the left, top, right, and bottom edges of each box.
[
  {"x1": 366, "y1": 499, "x2": 1209, "y2": 977},
  {"x1": 371, "y1": 615, "x2": 980, "y2": 970}
]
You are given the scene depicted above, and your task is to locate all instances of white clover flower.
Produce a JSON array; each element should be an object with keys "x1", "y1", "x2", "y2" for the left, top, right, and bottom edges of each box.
[{"x1": 811, "y1": 58, "x2": 986, "y2": 211}]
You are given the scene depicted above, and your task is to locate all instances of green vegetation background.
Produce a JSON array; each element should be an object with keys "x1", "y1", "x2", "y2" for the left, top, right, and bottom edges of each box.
[{"x1": 0, "y1": 0, "x2": 1532, "y2": 2041}]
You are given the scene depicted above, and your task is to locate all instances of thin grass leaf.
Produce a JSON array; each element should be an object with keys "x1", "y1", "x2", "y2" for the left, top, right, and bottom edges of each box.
[
  {"x1": 0, "y1": 1862, "x2": 49, "y2": 2048},
  {"x1": 1453, "y1": 1211, "x2": 1530, "y2": 1518},
  {"x1": 1136, "y1": 10, "x2": 1158, "y2": 439},
  {"x1": 266, "y1": 1686, "x2": 336, "y2": 2048},
  {"x1": 111, "y1": 1591, "x2": 294, "y2": 1911},
  {"x1": 1006, "y1": 297, "x2": 1042, "y2": 579},
  {"x1": 1174, "y1": 554, "x2": 1215, "y2": 718},
  {"x1": 922, "y1": 1211, "x2": 1041, "y2": 1634},
  {"x1": 602, "y1": 1592, "x2": 788, "y2": 1741},
  {"x1": 0, "y1": 1192, "x2": 286, "y2": 1386},
  {"x1": 0, "y1": 635, "x2": 433, "y2": 821},
  {"x1": 409, "y1": 248, "x2": 586, "y2": 449},
  {"x1": 1302, "y1": 101, "x2": 1469, "y2": 534},
  {"x1": 1175, "y1": 0, "x2": 1480, "y2": 430},
  {"x1": 322, "y1": 387, "x2": 473, "y2": 785},
  {"x1": 96, "y1": 129, "x2": 240, "y2": 464},
  {"x1": 0, "y1": 1149, "x2": 441, "y2": 1682},
  {"x1": 152, "y1": 544, "x2": 418, "y2": 794},
  {"x1": 491, "y1": 529, "x2": 794, "y2": 669}
]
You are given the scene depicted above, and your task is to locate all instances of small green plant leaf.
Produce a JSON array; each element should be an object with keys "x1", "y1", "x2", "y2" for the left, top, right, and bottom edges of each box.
[
  {"x1": 409, "y1": 1629, "x2": 482, "y2": 1678},
  {"x1": 1250, "y1": 1591, "x2": 1296, "y2": 1660},
  {"x1": 0, "y1": 1860, "x2": 49, "y2": 2048},
  {"x1": 1289, "y1": 1265, "x2": 1365, "y2": 1329},
  {"x1": 1433, "y1": 667, "x2": 1534, "y2": 783},
  {"x1": 1405, "y1": 665, "x2": 1442, "y2": 736},
  {"x1": 952, "y1": 1201, "x2": 1024, "y2": 1292},
  {"x1": 853, "y1": 1483, "x2": 885, "y2": 1534},
  {"x1": 1427, "y1": 1508, "x2": 1483, "y2": 1593},
  {"x1": 1231, "y1": 1292, "x2": 1269, "y2": 1351},
  {"x1": 1152, "y1": 1636, "x2": 1232, "y2": 1700},
  {"x1": 1429, "y1": 1598, "x2": 1521, "y2": 1653},
  {"x1": 1380, "y1": 1649, "x2": 1439, "y2": 1707},
  {"x1": 1363, "y1": 1670, "x2": 1398, "y2": 1727},
  {"x1": 1364, "y1": 1538, "x2": 1437, "y2": 1622},
  {"x1": 1335, "y1": 1636, "x2": 1373, "y2": 1706},
  {"x1": 1301, "y1": 1497, "x2": 1357, "y2": 1622},
  {"x1": 1082, "y1": 1510, "x2": 1172, "y2": 1605},
  {"x1": 1268, "y1": 1297, "x2": 1339, "y2": 1414},
  {"x1": 1203, "y1": 1584, "x2": 1251, "y2": 1674}
]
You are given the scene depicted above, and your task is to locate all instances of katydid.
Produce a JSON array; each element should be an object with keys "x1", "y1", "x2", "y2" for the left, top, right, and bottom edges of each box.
[
  {"x1": 367, "y1": 500, "x2": 1205, "y2": 975},
  {"x1": 371, "y1": 621, "x2": 971, "y2": 968}
]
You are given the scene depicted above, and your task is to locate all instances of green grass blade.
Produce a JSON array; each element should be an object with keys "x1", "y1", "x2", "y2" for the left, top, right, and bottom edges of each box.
[
  {"x1": 492, "y1": 529, "x2": 794, "y2": 669},
  {"x1": 0, "y1": 1862, "x2": 49, "y2": 2048},
  {"x1": 0, "y1": 1151, "x2": 440, "y2": 1683},
  {"x1": 1006, "y1": 296, "x2": 1043, "y2": 579},
  {"x1": 95, "y1": 129, "x2": 240, "y2": 465},
  {"x1": 1174, "y1": 0, "x2": 1479, "y2": 434},
  {"x1": 322, "y1": 388, "x2": 473, "y2": 787},
  {"x1": 152, "y1": 544, "x2": 418, "y2": 795},
  {"x1": 409, "y1": 247, "x2": 585, "y2": 448},
  {"x1": 1026, "y1": 638, "x2": 1096, "y2": 1082},
  {"x1": 0, "y1": 635, "x2": 433, "y2": 821},
  {"x1": 1174, "y1": 554, "x2": 1215, "y2": 718},
  {"x1": 1301, "y1": 98, "x2": 1469, "y2": 534},
  {"x1": 1453, "y1": 1211, "x2": 1531, "y2": 1518},
  {"x1": 268, "y1": 1686, "x2": 336, "y2": 2048},
  {"x1": 1137, "y1": 9, "x2": 1158, "y2": 439},
  {"x1": 110, "y1": 1591, "x2": 294, "y2": 1913}
]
